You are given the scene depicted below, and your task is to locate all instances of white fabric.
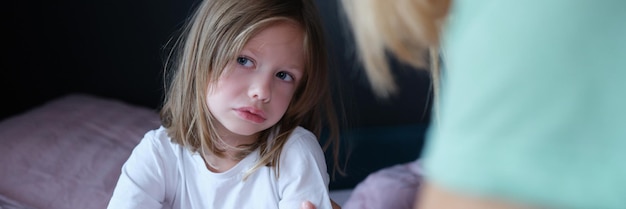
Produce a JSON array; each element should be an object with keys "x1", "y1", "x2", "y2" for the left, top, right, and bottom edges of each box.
[{"x1": 107, "y1": 126, "x2": 332, "y2": 209}]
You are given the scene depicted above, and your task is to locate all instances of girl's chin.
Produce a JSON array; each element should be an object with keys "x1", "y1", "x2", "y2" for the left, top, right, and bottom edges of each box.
[{"x1": 224, "y1": 125, "x2": 266, "y2": 137}]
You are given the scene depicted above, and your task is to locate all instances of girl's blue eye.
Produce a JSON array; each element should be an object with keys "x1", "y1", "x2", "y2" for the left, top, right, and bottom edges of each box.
[
  {"x1": 276, "y1": 71, "x2": 294, "y2": 81},
  {"x1": 237, "y1": 57, "x2": 253, "y2": 67}
]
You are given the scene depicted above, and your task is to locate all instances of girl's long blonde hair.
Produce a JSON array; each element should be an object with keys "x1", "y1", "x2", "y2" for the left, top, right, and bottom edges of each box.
[
  {"x1": 341, "y1": 0, "x2": 451, "y2": 104},
  {"x1": 160, "y1": 0, "x2": 343, "y2": 179}
]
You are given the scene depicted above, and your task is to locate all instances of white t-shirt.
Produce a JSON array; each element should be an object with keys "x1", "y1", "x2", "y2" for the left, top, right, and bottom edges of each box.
[{"x1": 107, "y1": 126, "x2": 332, "y2": 209}]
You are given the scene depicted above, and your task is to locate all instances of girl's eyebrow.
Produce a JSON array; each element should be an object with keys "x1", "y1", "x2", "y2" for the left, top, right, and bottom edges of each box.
[
  {"x1": 241, "y1": 48, "x2": 304, "y2": 71},
  {"x1": 240, "y1": 48, "x2": 259, "y2": 58},
  {"x1": 284, "y1": 65, "x2": 303, "y2": 71}
]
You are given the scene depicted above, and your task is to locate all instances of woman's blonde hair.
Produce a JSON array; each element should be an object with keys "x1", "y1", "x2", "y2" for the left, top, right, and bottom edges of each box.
[
  {"x1": 160, "y1": 0, "x2": 342, "y2": 178},
  {"x1": 341, "y1": 0, "x2": 451, "y2": 101}
]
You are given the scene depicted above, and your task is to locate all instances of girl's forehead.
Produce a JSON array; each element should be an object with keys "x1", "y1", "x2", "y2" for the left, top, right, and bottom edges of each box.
[
  {"x1": 244, "y1": 22, "x2": 305, "y2": 59},
  {"x1": 248, "y1": 21, "x2": 304, "y2": 43}
]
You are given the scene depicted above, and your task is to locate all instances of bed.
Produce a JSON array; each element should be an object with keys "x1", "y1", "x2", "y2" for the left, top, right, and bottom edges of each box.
[
  {"x1": 0, "y1": 94, "x2": 367, "y2": 209},
  {"x1": 1, "y1": 93, "x2": 429, "y2": 209}
]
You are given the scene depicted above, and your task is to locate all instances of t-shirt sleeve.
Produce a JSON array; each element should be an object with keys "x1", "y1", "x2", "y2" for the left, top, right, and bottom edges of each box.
[
  {"x1": 276, "y1": 127, "x2": 333, "y2": 209},
  {"x1": 423, "y1": 0, "x2": 626, "y2": 208},
  {"x1": 107, "y1": 129, "x2": 169, "y2": 209}
]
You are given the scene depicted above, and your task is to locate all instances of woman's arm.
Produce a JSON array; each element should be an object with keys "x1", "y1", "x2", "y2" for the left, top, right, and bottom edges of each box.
[{"x1": 415, "y1": 181, "x2": 532, "y2": 209}]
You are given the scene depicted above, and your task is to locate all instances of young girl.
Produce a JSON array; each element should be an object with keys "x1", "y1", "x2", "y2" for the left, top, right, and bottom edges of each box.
[{"x1": 107, "y1": 0, "x2": 342, "y2": 208}]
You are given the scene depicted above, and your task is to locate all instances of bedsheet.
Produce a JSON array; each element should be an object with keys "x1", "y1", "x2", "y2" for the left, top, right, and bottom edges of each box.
[{"x1": 342, "y1": 161, "x2": 422, "y2": 209}]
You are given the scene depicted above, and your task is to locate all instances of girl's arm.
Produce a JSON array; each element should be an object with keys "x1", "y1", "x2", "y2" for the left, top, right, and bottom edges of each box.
[
  {"x1": 107, "y1": 129, "x2": 168, "y2": 209},
  {"x1": 277, "y1": 127, "x2": 334, "y2": 209},
  {"x1": 301, "y1": 200, "x2": 341, "y2": 209}
]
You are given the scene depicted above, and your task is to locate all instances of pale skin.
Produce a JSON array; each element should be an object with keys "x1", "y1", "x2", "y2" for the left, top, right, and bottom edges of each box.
[
  {"x1": 300, "y1": 182, "x2": 529, "y2": 209},
  {"x1": 416, "y1": 182, "x2": 533, "y2": 209},
  {"x1": 300, "y1": 200, "x2": 341, "y2": 209},
  {"x1": 205, "y1": 21, "x2": 340, "y2": 208},
  {"x1": 204, "y1": 21, "x2": 304, "y2": 172}
]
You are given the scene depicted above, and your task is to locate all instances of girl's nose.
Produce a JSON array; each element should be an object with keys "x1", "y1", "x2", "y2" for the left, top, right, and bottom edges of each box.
[{"x1": 248, "y1": 74, "x2": 272, "y2": 103}]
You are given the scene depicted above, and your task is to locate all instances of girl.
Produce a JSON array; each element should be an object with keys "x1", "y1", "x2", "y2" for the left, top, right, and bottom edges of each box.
[{"x1": 107, "y1": 0, "x2": 343, "y2": 208}]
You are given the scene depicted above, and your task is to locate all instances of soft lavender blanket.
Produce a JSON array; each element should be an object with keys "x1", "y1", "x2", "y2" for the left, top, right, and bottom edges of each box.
[
  {"x1": 0, "y1": 94, "x2": 160, "y2": 209},
  {"x1": 342, "y1": 161, "x2": 422, "y2": 209}
]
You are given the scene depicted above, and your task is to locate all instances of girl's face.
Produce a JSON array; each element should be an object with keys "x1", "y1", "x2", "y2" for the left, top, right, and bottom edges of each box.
[{"x1": 206, "y1": 21, "x2": 305, "y2": 139}]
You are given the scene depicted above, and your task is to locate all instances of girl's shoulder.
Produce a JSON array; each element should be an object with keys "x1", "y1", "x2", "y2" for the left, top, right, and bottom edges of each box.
[
  {"x1": 140, "y1": 126, "x2": 175, "y2": 146},
  {"x1": 134, "y1": 126, "x2": 185, "y2": 160},
  {"x1": 278, "y1": 126, "x2": 326, "y2": 165},
  {"x1": 283, "y1": 126, "x2": 319, "y2": 150}
]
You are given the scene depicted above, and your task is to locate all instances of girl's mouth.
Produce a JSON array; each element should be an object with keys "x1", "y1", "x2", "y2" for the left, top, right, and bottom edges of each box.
[{"x1": 234, "y1": 107, "x2": 266, "y2": 123}]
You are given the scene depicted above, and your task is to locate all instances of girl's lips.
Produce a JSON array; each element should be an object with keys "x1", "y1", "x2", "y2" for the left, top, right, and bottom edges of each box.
[{"x1": 234, "y1": 107, "x2": 266, "y2": 123}]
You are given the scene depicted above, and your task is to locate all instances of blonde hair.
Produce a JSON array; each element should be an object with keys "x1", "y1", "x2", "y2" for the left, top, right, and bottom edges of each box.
[
  {"x1": 340, "y1": 0, "x2": 451, "y2": 101},
  {"x1": 160, "y1": 0, "x2": 342, "y2": 179}
]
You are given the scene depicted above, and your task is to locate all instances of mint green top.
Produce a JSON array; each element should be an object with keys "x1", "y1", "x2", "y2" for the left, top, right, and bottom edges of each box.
[{"x1": 422, "y1": 1, "x2": 626, "y2": 208}]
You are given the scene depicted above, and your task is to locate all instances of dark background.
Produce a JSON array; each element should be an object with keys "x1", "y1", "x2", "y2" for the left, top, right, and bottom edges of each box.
[{"x1": 5, "y1": 0, "x2": 432, "y2": 190}]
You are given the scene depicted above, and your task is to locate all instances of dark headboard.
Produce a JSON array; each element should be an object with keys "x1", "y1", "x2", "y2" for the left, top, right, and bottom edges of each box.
[{"x1": 6, "y1": 0, "x2": 431, "y2": 125}]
